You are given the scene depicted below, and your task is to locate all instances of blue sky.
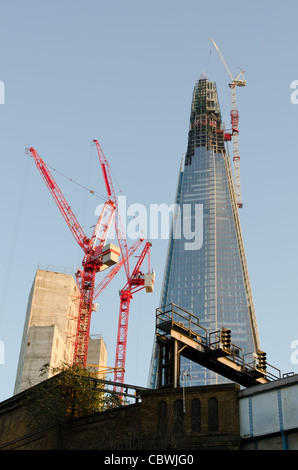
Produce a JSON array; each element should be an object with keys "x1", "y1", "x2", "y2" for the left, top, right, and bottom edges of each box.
[{"x1": 1, "y1": 0, "x2": 298, "y2": 401}]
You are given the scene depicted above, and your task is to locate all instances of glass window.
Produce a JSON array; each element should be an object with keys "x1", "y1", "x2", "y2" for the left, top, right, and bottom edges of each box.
[{"x1": 208, "y1": 397, "x2": 218, "y2": 432}]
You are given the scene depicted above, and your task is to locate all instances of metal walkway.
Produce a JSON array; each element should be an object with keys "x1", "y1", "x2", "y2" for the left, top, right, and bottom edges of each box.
[{"x1": 155, "y1": 304, "x2": 280, "y2": 388}]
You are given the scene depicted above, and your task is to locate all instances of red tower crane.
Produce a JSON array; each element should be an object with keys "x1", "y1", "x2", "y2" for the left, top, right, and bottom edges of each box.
[
  {"x1": 114, "y1": 241, "x2": 154, "y2": 392},
  {"x1": 210, "y1": 38, "x2": 246, "y2": 209},
  {"x1": 94, "y1": 141, "x2": 155, "y2": 389},
  {"x1": 92, "y1": 238, "x2": 154, "y2": 390},
  {"x1": 91, "y1": 238, "x2": 154, "y2": 388},
  {"x1": 27, "y1": 142, "x2": 154, "y2": 385},
  {"x1": 26, "y1": 143, "x2": 122, "y2": 367}
]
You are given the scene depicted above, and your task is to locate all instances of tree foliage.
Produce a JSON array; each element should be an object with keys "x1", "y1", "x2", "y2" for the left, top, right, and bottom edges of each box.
[{"x1": 27, "y1": 363, "x2": 122, "y2": 426}]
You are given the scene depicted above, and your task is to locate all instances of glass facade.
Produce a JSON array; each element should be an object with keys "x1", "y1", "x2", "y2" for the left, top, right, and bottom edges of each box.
[{"x1": 149, "y1": 77, "x2": 260, "y2": 387}]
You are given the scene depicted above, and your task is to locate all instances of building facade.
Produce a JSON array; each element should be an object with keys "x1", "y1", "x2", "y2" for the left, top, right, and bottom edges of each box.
[
  {"x1": 149, "y1": 77, "x2": 260, "y2": 388},
  {"x1": 2, "y1": 373, "x2": 298, "y2": 450},
  {"x1": 14, "y1": 268, "x2": 107, "y2": 394},
  {"x1": 0, "y1": 378, "x2": 241, "y2": 450}
]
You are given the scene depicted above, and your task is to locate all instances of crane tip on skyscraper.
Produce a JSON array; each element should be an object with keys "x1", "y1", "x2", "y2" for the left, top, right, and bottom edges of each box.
[{"x1": 210, "y1": 37, "x2": 246, "y2": 209}]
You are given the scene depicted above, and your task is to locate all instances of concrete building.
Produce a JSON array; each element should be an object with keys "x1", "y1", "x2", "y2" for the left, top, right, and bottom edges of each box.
[{"x1": 14, "y1": 268, "x2": 107, "y2": 394}]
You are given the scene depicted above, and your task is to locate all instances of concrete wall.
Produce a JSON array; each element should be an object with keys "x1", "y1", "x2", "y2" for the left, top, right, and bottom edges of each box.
[
  {"x1": 17, "y1": 325, "x2": 56, "y2": 391},
  {"x1": 87, "y1": 336, "x2": 108, "y2": 379},
  {"x1": 14, "y1": 269, "x2": 107, "y2": 394}
]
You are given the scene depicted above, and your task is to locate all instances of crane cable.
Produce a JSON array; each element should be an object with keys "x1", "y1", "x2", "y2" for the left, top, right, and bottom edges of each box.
[
  {"x1": 46, "y1": 162, "x2": 107, "y2": 201},
  {"x1": 26, "y1": 150, "x2": 107, "y2": 201},
  {"x1": 0, "y1": 158, "x2": 30, "y2": 327}
]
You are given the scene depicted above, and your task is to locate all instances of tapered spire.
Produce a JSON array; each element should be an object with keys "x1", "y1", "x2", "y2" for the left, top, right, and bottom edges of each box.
[{"x1": 149, "y1": 77, "x2": 260, "y2": 388}]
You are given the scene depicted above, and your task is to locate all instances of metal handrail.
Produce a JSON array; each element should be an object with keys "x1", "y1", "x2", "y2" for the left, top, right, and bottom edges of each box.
[{"x1": 156, "y1": 303, "x2": 281, "y2": 383}]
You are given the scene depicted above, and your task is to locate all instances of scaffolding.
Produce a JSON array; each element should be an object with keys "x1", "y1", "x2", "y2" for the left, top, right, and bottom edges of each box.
[{"x1": 185, "y1": 79, "x2": 226, "y2": 166}]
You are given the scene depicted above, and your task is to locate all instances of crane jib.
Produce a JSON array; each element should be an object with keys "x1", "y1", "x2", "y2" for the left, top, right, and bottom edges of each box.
[{"x1": 101, "y1": 163, "x2": 112, "y2": 198}]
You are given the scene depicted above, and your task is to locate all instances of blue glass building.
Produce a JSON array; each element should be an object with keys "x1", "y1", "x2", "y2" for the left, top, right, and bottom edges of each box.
[{"x1": 149, "y1": 77, "x2": 260, "y2": 387}]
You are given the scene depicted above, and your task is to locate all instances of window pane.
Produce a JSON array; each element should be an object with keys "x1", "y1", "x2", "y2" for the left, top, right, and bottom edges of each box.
[
  {"x1": 174, "y1": 399, "x2": 184, "y2": 433},
  {"x1": 208, "y1": 397, "x2": 218, "y2": 432}
]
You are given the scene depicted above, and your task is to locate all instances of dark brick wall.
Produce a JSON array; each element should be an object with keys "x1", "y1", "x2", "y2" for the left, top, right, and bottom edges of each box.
[
  {"x1": 0, "y1": 381, "x2": 240, "y2": 450},
  {"x1": 138, "y1": 384, "x2": 240, "y2": 449}
]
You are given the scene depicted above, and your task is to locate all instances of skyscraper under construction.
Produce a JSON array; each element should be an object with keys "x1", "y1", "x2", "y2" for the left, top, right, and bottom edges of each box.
[{"x1": 149, "y1": 75, "x2": 260, "y2": 388}]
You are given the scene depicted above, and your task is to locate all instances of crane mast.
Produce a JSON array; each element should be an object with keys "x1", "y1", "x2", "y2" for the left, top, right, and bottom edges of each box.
[
  {"x1": 93, "y1": 237, "x2": 154, "y2": 393},
  {"x1": 114, "y1": 241, "x2": 154, "y2": 393},
  {"x1": 92, "y1": 141, "x2": 155, "y2": 391},
  {"x1": 210, "y1": 38, "x2": 246, "y2": 209},
  {"x1": 93, "y1": 140, "x2": 130, "y2": 280}
]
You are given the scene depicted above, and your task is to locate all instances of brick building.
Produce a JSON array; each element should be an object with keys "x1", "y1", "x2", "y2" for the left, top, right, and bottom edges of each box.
[
  {"x1": 2, "y1": 372, "x2": 298, "y2": 450},
  {"x1": 0, "y1": 379, "x2": 240, "y2": 450}
]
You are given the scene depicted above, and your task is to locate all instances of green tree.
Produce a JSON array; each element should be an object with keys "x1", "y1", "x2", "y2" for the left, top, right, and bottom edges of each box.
[{"x1": 28, "y1": 363, "x2": 122, "y2": 426}]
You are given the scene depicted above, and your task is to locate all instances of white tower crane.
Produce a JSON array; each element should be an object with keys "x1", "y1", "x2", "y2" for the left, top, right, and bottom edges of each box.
[{"x1": 210, "y1": 38, "x2": 246, "y2": 209}]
